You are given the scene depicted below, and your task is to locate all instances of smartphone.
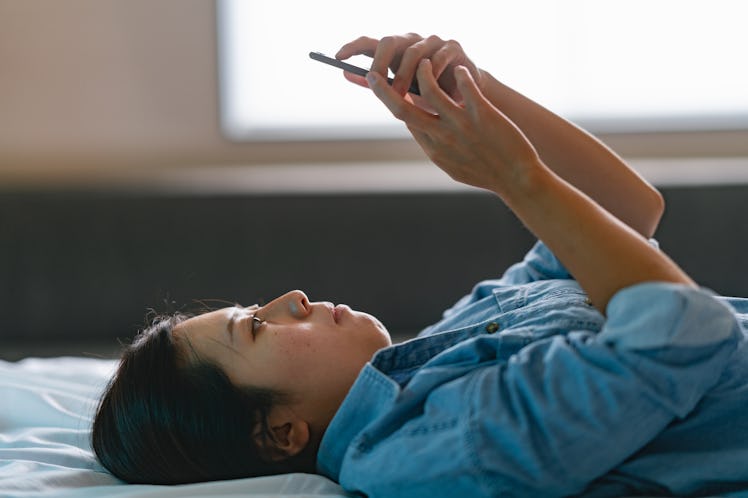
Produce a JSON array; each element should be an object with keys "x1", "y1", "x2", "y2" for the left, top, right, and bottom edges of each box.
[{"x1": 309, "y1": 51, "x2": 420, "y2": 95}]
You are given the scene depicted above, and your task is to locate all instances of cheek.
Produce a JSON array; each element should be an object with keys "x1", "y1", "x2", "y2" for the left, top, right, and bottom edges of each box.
[
  {"x1": 282, "y1": 333, "x2": 366, "y2": 384},
  {"x1": 268, "y1": 331, "x2": 329, "y2": 378},
  {"x1": 262, "y1": 326, "x2": 376, "y2": 390},
  {"x1": 278, "y1": 340, "x2": 314, "y2": 367}
]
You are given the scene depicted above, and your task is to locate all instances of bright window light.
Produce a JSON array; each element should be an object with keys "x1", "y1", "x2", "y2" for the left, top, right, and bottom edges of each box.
[{"x1": 217, "y1": 0, "x2": 748, "y2": 141}]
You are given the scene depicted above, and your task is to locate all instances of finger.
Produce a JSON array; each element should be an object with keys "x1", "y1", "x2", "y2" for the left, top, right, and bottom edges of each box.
[
  {"x1": 454, "y1": 65, "x2": 487, "y2": 115},
  {"x1": 392, "y1": 34, "x2": 442, "y2": 95},
  {"x1": 408, "y1": 93, "x2": 440, "y2": 116},
  {"x1": 335, "y1": 36, "x2": 378, "y2": 59},
  {"x1": 416, "y1": 59, "x2": 459, "y2": 116},
  {"x1": 343, "y1": 71, "x2": 368, "y2": 89},
  {"x1": 370, "y1": 36, "x2": 399, "y2": 78},
  {"x1": 366, "y1": 71, "x2": 434, "y2": 129},
  {"x1": 430, "y1": 40, "x2": 465, "y2": 82},
  {"x1": 370, "y1": 33, "x2": 423, "y2": 81}
]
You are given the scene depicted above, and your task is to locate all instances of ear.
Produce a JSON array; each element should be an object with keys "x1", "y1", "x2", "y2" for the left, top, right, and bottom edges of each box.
[{"x1": 254, "y1": 407, "x2": 311, "y2": 462}]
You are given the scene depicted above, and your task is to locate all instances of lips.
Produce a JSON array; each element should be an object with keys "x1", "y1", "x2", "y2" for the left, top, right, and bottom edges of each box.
[
  {"x1": 324, "y1": 302, "x2": 347, "y2": 323},
  {"x1": 323, "y1": 303, "x2": 339, "y2": 323},
  {"x1": 334, "y1": 304, "x2": 351, "y2": 324}
]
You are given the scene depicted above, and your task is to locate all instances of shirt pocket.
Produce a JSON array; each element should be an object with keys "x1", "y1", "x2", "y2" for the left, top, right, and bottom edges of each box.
[{"x1": 495, "y1": 284, "x2": 605, "y2": 339}]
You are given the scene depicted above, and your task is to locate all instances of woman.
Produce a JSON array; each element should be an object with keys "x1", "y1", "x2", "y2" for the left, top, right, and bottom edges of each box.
[{"x1": 92, "y1": 34, "x2": 748, "y2": 497}]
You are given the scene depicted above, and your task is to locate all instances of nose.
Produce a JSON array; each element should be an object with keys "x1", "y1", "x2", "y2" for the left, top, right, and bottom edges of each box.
[{"x1": 260, "y1": 290, "x2": 311, "y2": 321}]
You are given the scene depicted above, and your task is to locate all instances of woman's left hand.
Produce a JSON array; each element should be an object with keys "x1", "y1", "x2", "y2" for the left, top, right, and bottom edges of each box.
[{"x1": 366, "y1": 59, "x2": 542, "y2": 196}]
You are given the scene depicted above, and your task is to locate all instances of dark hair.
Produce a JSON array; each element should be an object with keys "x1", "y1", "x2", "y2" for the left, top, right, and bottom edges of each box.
[{"x1": 92, "y1": 314, "x2": 309, "y2": 484}]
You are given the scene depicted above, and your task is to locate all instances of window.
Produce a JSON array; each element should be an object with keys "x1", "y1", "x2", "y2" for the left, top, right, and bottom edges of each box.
[{"x1": 218, "y1": 0, "x2": 748, "y2": 141}]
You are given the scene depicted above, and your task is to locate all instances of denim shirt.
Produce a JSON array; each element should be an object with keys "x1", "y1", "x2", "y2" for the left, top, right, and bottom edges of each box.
[{"x1": 316, "y1": 241, "x2": 747, "y2": 498}]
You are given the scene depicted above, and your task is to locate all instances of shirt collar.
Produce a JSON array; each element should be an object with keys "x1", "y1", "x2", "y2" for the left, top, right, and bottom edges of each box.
[
  {"x1": 316, "y1": 328, "x2": 479, "y2": 480},
  {"x1": 316, "y1": 363, "x2": 400, "y2": 481}
]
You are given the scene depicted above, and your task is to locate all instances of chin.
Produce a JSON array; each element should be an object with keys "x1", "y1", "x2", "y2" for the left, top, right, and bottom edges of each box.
[
  {"x1": 369, "y1": 316, "x2": 392, "y2": 346},
  {"x1": 354, "y1": 311, "x2": 392, "y2": 347}
]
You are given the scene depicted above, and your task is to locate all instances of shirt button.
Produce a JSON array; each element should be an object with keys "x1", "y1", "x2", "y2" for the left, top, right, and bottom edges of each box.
[{"x1": 485, "y1": 322, "x2": 500, "y2": 334}]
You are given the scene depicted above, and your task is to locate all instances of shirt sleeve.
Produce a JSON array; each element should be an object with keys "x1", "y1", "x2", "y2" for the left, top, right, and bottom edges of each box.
[
  {"x1": 438, "y1": 240, "x2": 572, "y2": 321},
  {"x1": 345, "y1": 282, "x2": 742, "y2": 497},
  {"x1": 498, "y1": 239, "x2": 573, "y2": 284},
  {"x1": 441, "y1": 239, "x2": 660, "y2": 320},
  {"x1": 466, "y1": 282, "x2": 741, "y2": 496}
]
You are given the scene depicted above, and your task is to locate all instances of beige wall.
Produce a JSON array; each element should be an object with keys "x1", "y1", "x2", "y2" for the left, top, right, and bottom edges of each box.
[
  {"x1": 0, "y1": 0, "x2": 424, "y2": 185},
  {"x1": 1, "y1": 0, "x2": 747, "y2": 187}
]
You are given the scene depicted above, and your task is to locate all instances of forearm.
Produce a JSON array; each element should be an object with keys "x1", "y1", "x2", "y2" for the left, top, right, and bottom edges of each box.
[
  {"x1": 498, "y1": 162, "x2": 694, "y2": 312},
  {"x1": 478, "y1": 71, "x2": 664, "y2": 238}
]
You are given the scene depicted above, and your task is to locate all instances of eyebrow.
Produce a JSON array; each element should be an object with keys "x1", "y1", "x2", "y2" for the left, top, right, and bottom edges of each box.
[{"x1": 225, "y1": 305, "x2": 260, "y2": 344}]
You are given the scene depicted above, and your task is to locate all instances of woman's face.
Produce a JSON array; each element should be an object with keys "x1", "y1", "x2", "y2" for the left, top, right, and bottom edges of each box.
[{"x1": 172, "y1": 290, "x2": 391, "y2": 427}]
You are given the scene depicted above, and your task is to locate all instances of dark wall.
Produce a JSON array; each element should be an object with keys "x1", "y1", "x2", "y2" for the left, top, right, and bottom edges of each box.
[
  {"x1": 1, "y1": 185, "x2": 746, "y2": 349},
  {"x1": 657, "y1": 186, "x2": 748, "y2": 294}
]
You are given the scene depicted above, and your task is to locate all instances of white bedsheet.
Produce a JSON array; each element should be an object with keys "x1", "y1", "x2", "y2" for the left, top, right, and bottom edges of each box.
[{"x1": 0, "y1": 357, "x2": 352, "y2": 498}]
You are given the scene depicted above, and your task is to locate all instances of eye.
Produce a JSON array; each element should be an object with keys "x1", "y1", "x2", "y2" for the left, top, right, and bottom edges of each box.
[{"x1": 250, "y1": 314, "x2": 265, "y2": 339}]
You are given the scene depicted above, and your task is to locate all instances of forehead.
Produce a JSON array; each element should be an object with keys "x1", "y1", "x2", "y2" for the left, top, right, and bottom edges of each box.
[
  {"x1": 172, "y1": 307, "x2": 236, "y2": 348},
  {"x1": 171, "y1": 307, "x2": 238, "y2": 364},
  {"x1": 176, "y1": 302, "x2": 261, "y2": 338},
  {"x1": 184, "y1": 307, "x2": 235, "y2": 331}
]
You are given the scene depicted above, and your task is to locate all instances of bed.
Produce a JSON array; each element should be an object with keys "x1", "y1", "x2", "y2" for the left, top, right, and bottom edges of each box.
[{"x1": 0, "y1": 356, "x2": 354, "y2": 498}]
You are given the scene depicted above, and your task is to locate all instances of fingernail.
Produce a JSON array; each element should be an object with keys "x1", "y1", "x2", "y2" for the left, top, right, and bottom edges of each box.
[{"x1": 366, "y1": 72, "x2": 377, "y2": 86}]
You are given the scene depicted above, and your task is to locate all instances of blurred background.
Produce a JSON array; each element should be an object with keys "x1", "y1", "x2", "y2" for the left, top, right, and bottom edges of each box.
[{"x1": 1, "y1": 0, "x2": 747, "y2": 360}]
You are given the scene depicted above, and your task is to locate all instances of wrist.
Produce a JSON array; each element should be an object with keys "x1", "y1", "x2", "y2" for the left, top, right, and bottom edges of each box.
[{"x1": 490, "y1": 157, "x2": 551, "y2": 207}]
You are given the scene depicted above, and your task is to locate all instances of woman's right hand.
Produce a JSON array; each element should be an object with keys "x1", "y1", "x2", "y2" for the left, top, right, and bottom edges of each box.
[
  {"x1": 364, "y1": 58, "x2": 542, "y2": 196},
  {"x1": 336, "y1": 33, "x2": 484, "y2": 107}
]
